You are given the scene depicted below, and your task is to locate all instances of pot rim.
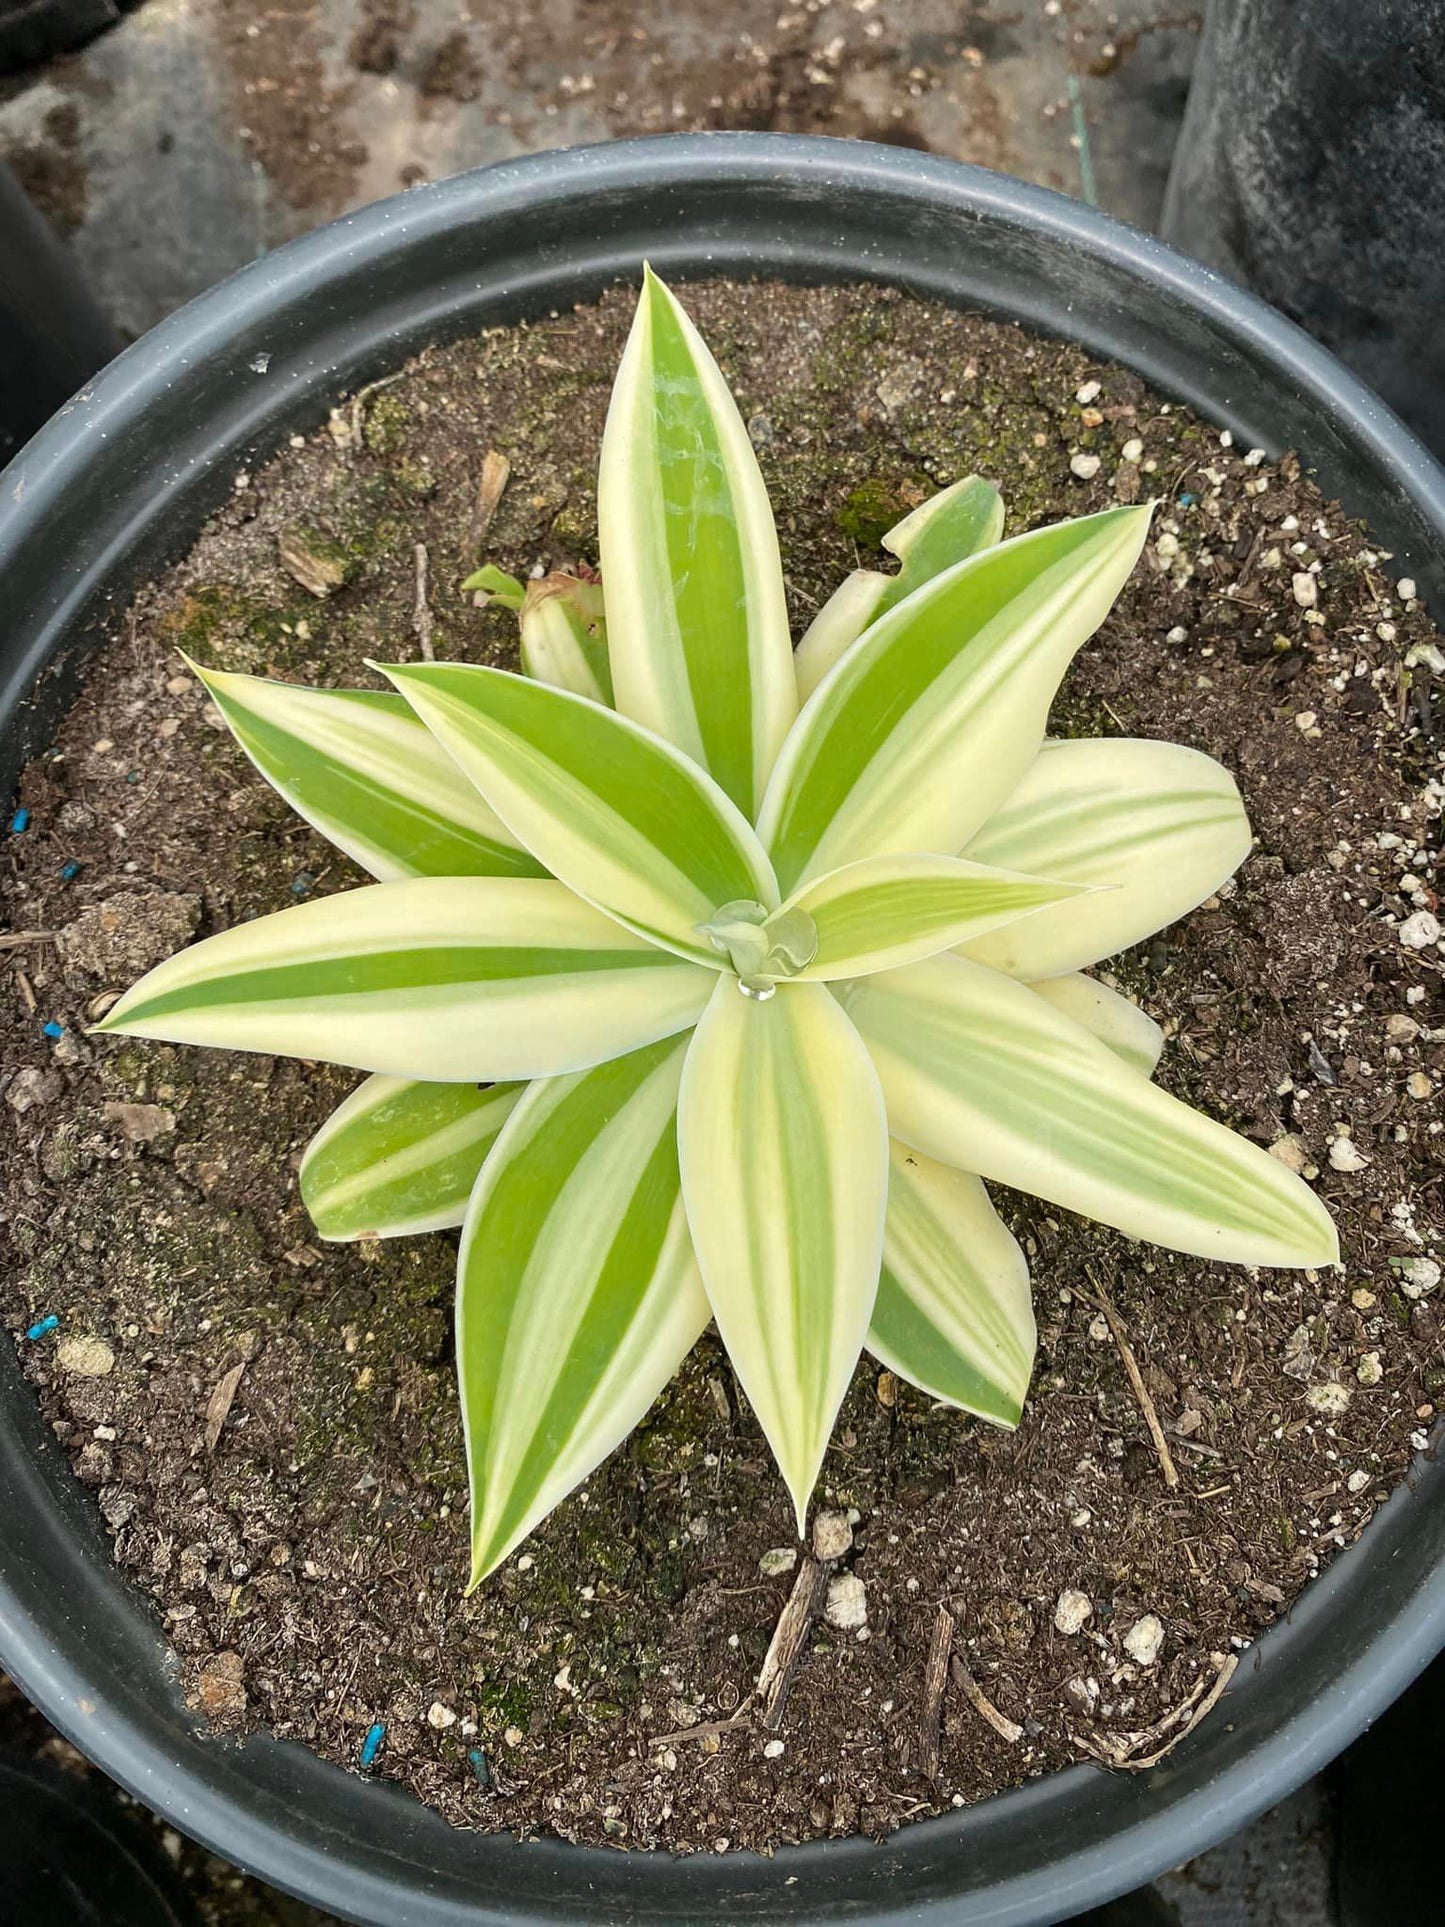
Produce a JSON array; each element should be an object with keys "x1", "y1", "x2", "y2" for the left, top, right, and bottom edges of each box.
[{"x1": 2, "y1": 132, "x2": 1444, "y2": 1927}]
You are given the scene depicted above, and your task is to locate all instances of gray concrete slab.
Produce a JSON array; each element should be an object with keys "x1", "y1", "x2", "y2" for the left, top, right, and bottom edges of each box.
[{"x1": 0, "y1": 0, "x2": 1200, "y2": 338}]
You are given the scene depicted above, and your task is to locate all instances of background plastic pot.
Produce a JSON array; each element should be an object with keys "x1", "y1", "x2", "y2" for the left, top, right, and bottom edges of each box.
[
  {"x1": 1162, "y1": 0, "x2": 1445, "y2": 462},
  {"x1": 1, "y1": 134, "x2": 1443, "y2": 1927},
  {"x1": 0, "y1": 159, "x2": 121, "y2": 467}
]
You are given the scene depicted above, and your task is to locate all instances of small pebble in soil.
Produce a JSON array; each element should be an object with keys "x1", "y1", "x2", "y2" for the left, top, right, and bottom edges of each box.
[
  {"x1": 1406, "y1": 1073, "x2": 1434, "y2": 1100},
  {"x1": 1307, "y1": 1382, "x2": 1352, "y2": 1416},
  {"x1": 427, "y1": 1701, "x2": 457, "y2": 1730},
  {"x1": 759, "y1": 1547, "x2": 798, "y2": 1577},
  {"x1": 1403, "y1": 1259, "x2": 1441, "y2": 1298},
  {"x1": 195, "y1": 1651, "x2": 246, "y2": 1720},
  {"x1": 1123, "y1": 1615, "x2": 1165, "y2": 1666},
  {"x1": 1357, "y1": 1353, "x2": 1384, "y2": 1387},
  {"x1": 1069, "y1": 452, "x2": 1101, "y2": 480},
  {"x1": 1054, "y1": 1589, "x2": 1093, "y2": 1635},
  {"x1": 1328, "y1": 1136, "x2": 1369, "y2": 1173},
  {"x1": 763, "y1": 1739, "x2": 785, "y2": 1759},
  {"x1": 1347, "y1": 1470, "x2": 1371, "y2": 1494},
  {"x1": 1268, "y1": 1134, "x2": 1310, "y2": 1174},
  {"x1": 812, "y1": 1510, "x2": 853, "y2": 1561},
  {"x1": 55, "y1": 1333, "x2": 114, "y2": 1378},
  {"x1": 1398, "y1": 910, "x2": 1441, "y2": 950},
  {"x1": 1292, "y1": 572, "x2": 1319, "y2": 608},
  {"x1": 6, "y1": 1067, "x2": 61, "y2": 1114},
  {"x1": 825, "y1": 1574, "x2": 867, "y2": 1630}
]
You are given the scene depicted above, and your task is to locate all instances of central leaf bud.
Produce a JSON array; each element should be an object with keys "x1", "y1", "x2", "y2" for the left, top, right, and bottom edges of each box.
[{"x1": 696, "y1": 899, "x2": 819, "y2": 994}]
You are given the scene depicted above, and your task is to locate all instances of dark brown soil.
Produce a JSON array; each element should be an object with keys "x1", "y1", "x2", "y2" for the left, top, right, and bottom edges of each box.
[{"x1": 1, "y1": 279, "x2": 1442, "y2": 1856}]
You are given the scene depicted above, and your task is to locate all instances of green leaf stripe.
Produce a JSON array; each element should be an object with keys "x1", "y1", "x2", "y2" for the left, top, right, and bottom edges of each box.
[
  {"x1": 793, "y1": 476, "x2": 1004, "y2": 703},
  {"x1": 787, "y1": 852, "x2": 1087, "y2": 981},
  {"x1": 759, "y1": 506, "x2": 1153, "y2": 893},
  {"x1": 841, "y1": 954, "x2": 1338, "y2": 1267},
  {"x1": 678, "y1": 977, "x2": 889, "y2": 1528},
  {"x1": 460, "y1": 1034, "x2": 708, "y2": 1582},
  {"x1": 381, "y1": 660, "x2": 777, "y2": 964},
  {"x1": 302, "y1": 1076, "x2": 523, "y2": 1240},
  {"x1": 599, "y1": 267, "x2": 796, "y2": 817},
  {"x1": 97, "y1": 877, "x2": 715, "y2": 1083},
  {"x1": 190, "y1": 664, "x2": 543, "y2": 881},
  {"x1": 868, "y1": 1144, "x2": 1035, "y2": 1425}
]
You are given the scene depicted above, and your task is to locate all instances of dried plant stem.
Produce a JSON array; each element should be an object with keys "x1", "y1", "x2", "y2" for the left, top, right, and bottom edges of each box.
[
  {"x1": 758, "y1": 1555, "x2": 830, "y2": 1730},
  {"x1": 916, "y1": 1604, "x2": 956, "y2": 1778},
  {"x1": 651, "y1": 1700, "x2": 754, "y2": 1748},
  {"x1": 413, "y1": 543, "x2": 436, "y2": 661},
  {"x1": 1072, "y1": 1653, "x2": 1238, "y2": 1770},
  {"x1": 950, "y1": 1655, "x2": 1024, "y2": 1745},
  {"x1": 1083, "y1": 1276, "x2": 1179, "y2": 1489}
]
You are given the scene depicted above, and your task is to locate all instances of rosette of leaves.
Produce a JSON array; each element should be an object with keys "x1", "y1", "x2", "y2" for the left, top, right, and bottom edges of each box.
[{"x1": 101, "y1": 270, "x2": 1337, "y2": 1586}]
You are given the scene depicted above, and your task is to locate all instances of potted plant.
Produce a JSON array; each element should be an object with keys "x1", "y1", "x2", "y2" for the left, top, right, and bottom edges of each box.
[{"x1": 0, "y1": 135, "x2": 1442, "y2": 1927}]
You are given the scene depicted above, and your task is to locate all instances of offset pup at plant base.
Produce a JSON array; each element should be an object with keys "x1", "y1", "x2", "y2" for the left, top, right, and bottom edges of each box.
[{"x1": 99, "y1": 272, "x2": 1337, "y2": 1588}]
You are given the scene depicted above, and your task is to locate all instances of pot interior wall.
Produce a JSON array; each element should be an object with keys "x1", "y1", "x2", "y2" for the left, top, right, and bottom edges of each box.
[{"x1": 1, "y1": 136, "x2": 1443, "y2": 1927}]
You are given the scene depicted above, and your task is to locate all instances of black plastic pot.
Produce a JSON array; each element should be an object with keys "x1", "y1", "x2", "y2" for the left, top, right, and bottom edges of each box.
[
  {"x1": 0, "y1": 160, "x2": 121, "y2": 467},
  {"x1": 0, "y1": 134, "x2": 1443, "y2": 1927},
  {"x1": 1162, "y1": 0, "x2": 1445, "y2": 460}
]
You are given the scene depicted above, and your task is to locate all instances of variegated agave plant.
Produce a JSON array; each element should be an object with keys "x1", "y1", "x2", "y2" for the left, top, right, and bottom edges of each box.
[{"x1": 100, "y1": 270, "x2": 1338, "y2": 1587}]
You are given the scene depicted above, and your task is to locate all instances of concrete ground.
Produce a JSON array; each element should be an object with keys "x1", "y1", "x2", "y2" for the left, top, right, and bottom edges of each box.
[
  {"x1": 0, "y1": 0, "x2": 1199, "y2": 336},
  {"x1": 0, "y1": 2, "x2": 1341, "y2": 1922}
]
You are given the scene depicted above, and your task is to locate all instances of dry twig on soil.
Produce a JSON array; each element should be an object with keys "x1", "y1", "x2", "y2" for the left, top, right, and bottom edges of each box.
[
  {"x1": 413, "y1": 543, "x2": 436, "y2": 660},
  {"x1": 757, "y1": 1555, "x2": 830, "y2": 1731},
  {"x1": 916, "y1": 1604, "x2": 956, "y2": 1777},
  {"x1": 1081, "y1": 1273, "x2": 1179, "y2": 1489},
  {"x1": 950, "y1": 1654, "x2": 1024, "y2": 1745},
  {"x1": 1070, "y1": 1653, "x2": 1239, "y2": 1770}
]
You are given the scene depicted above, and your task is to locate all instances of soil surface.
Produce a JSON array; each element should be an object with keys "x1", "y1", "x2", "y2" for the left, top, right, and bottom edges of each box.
[{"x1": 1, "y1": 279, "x2": 1442, "y2": 1855}]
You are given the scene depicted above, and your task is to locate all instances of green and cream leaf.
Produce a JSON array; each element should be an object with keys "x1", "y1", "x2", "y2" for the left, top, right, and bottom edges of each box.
[
  {"x1": 758, "y1": 506, "x2": 1153, "y2": 892},
  {"x1": 379, "y1": 661, "x2": 777, "y2": 965},
  {"x1": 1028, "y1": 973, "x2": 1165, "y2": 1076},
  {"x1": 840, "y1": 953, "x2": 1338, "y2": 1268},
  {"x1": 460, "y1": 1035, "x2": 709, "y2": 1584},
  {"x1": 301, "y1": 1076, "x2": 523, "y2": 1241},
  {"x1": 960, "y1": 737, "x2": 1251, "y2": 978},
  {"x1": 782, "y1": 852, "x2": 1092, "y2": 981},
  {"x1": 515, "y1": 574, "x2": 612, "y2": 705},
  {"x1": 794, "y1": 476, "x2": 1004, "y2": 702},
  {"x1": 96, "y1": 877, "x2": 715, "y2": 1082},
  {"x1": 678, "y1": 977, "x2": 889, "y2": 1530},
  {"x1": 868, "y1": 1143, "x2": 1035, "y2": 1425},
  {"x1": 598, "y1": 266, "x2": 796, "y2": 817},
  {"x1": 188, "y1": 662, "x2": 545, "y2": 882}
]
